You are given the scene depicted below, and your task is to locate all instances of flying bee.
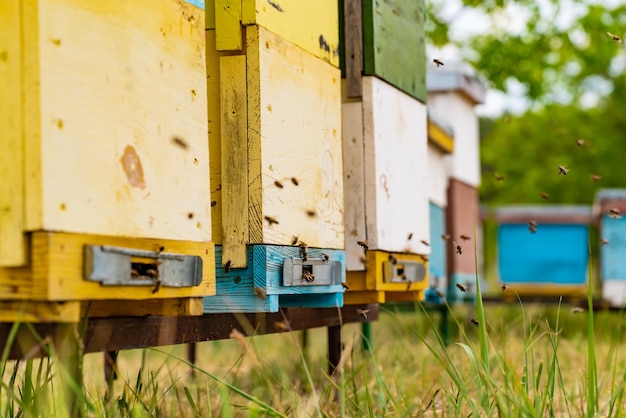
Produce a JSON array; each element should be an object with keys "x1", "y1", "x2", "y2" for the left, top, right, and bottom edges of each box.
[
  {"x1": 407, "y1": 233, "x2": 413, "y2": 240},
  {"x1": 171, "y1": 136, "x2": 188, "y2": 149},
  {"x1": 607, "y1": 32, "x2": 622, "y2": 43},
  {"x1": 540, "y1": 192, "x2": 549, "y2": 200},
  {"x1": 253, "y1": 286, "x2": 267, "y2": 300},
  {"x1": 600, "y1": 238, "x2": 609, "y2": 245},
  {"x1": 470, "y1": 318, "x2": 479, "y2": 327},
  {"x1": 291, "y1": 235, "x2": 299, "y2": 245},
  {"x1": 151, "y1": 279, "x2": 162, "y2": 294},
  {"x1": 355, "y1": 308, "x2": 370, "y2": 320},
  {"x1": 441, "y1": 234, "x2": 451, "y2": 241},
  {"x1": 322, "y1": 253, "x2": 329, "y2": 262},
  {"x1": 433, "y1": 58, "x2": 444, "y2": 67},
  {"x1": 575, "y1": 139, "x2": 585, "y2": 146},
  {"x1": 456, "y1": 283, "x2": 466, "y2": 292},
  {"x1": 274, "y1": 180, "x2": 284, "y2": 188},
  {"x1": 456, "y1": 244, "x2": 462, "y2": 255},
  {"x1": 305, "y1": 209, "x2": 317, "y2": 218},
  {"x1": 495, "y1": 173, "x2": 505, "y2": 181},
  {"x1": 557, "y1": 165, "x2": 568, "y2": 175},
  {"x1": 388, "y1": 254, "x2": 397, "y2": 265},
  {"x1": 302, "y1": 270, "x2": 315, "y2": 283},
  {"x1": 357, "y1": 240, "x2": 369, "y2": 251},
  {"x1": 341, "y1": 282, "x2": 349, "y2": 290},
  {"x1": 571, "y1": 306, "x2": 585, "y2": 314},
  {"x1": 421, "y1": 239, "x2": 430, "y2": 246},
  {"x1": 501, "y1": 283, "x2": 507, "y2": 291},
  {"x1": 274, "y1": 321, "x2": 290, "y2": 332},
  {"x1": 460, "y1": 235, "x2": 471, "y2": 241},
  {"x1": 291, "y1": 177, "x2": 299, "y2": 186},
  {"x1": 223, "y1": 259, "x2": 231, "y2": 273},
  {"x1": 591, "y1": 174, "x2": 602, "y2": 182},
  {"x1": 436, "y1": 290, "x2": 445, "y2": 298},
  {"x1": 609, "y1": 208, "x2": 621, "y2": 219},
  {"x1": 264, "y1": 215, "x2": 279, "y2": 226}
]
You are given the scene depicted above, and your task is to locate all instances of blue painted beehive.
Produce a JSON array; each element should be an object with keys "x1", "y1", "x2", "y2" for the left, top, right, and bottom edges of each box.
[
  {"x1": 204, "y1": 245, "x2": 345, "y2": 313},
  {"x1": 424, "y1": 202, "x2": 448, "y2": 303},
  {"x1": 593, "y1": 189, "x2": 626, "y2": 307},
  {"x1": 494, "y1": 205, "x2": 591, "y2": 298}
]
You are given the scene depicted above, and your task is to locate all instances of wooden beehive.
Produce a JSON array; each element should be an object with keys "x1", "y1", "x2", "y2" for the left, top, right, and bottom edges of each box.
[
  {"x1": 494, "y1": 205, "x2": 590, "y2": 300},
  {"x1": 0, "y1": 0, "x2": 215, "y2": 322},
  {"x1": 204, "y1": 3, "x2": 346, "y2": 311}
]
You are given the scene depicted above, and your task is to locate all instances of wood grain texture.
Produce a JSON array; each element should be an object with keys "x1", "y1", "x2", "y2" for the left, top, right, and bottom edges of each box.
[
  {"x1": 247, "y1": 26, "x2": 344, "y2": 248},
  {"x1": 85, "y1": 298, "x2": 204, "y2": 318},
  {"x1": 220, "y1": 55, "x2": 249, "y2": 267},
  {"x1": 343, "y1": 0, "x2": 363, "y2": 97},
  {"x1": 26, "y1": 0, "x2": 211, "y2": 242},
  {"x1": 0, "y1": 0, "x2": 25, "y2": 266},
  {"x1": 342, "y1": 100, "x2": 367, "y2": 271},
  {"x1": 241, "y1": 0, "x2": 339, "y2": 66},
  {"x1": 252, "y1": 245, "x2": 345, "y2": 295},
  {"x1": 0, "y1": 232, "x2": 215, "y2": 301},
  {"x1": 215, "y1": 0, "x2": 242, "y2": 50},
  {"x1": 362, "y1": 77, "x2": 430, "y2": 254},
  {"x1": 203, "y1": 245, "x2": 279, "y2": 313},
  {"x1": 362, "y1": 0, "x2": 426, "y2": 102},
  {"x1": 0, "y1": 300, "x2": 81, "y2": 323},
  {"x1": 344, "y1": 290, "x2": 385, "y2": 304}
]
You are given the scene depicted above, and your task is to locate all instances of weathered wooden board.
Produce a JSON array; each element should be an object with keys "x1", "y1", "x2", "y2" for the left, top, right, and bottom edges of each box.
[
  {"x1": 85, "y1": 298, "x2": 204, "y2": 318},
  {"x1": 21, "y1": 0, "x2": 210, "y2": 242},
  {"x1": 0, "y1": 1, "x2": 25, "y2": 266},
  {"x1": 0, "y1": 301, "x2": 81, "y2": 323},
  {"x1": 0, "y1": 232, "x2": 215, "y2": 301},
  {"x1": 247, "y1": 25, "x2": 344, "y2": 248},
  {"x1": 341, "y1": 0, "x2": 363, "y2": 97},
  {"x1": 215, "y1": 0, "x2": 243, "y2": 50},
  {"x1": 361, "y1": 76, "x2": 430, "y2": 254},
  {"x1": 362, "y1": 0, "x2": 426, "y2": 102}
]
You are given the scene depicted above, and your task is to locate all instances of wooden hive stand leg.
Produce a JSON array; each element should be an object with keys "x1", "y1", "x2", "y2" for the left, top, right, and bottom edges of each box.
[
  {"x1": 187, "y1": 343, "x2": 197, "y2": 377},
  {"x1": 104, "y1": 350, "x2": 118, "y2": 389},
  {"x1": 327, "y1": 325, "x2": 342, "y2": 376}
]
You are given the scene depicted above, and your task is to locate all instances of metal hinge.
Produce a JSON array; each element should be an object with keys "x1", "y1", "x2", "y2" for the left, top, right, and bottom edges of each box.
[
  {"x1": 383, "y1": 259, "x2": 426, "y2": 283},
  {"x1": 283, "y1": 258, "x2": 342, "y2": 287},
  {"x1": 83, "y1": 245, "x2": 202, "y2": 287}
]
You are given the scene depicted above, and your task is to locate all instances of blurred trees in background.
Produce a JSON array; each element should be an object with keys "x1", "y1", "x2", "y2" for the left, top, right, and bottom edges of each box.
[{"x1": 427, "y1": 0, "x2": 626, "y2": 204}]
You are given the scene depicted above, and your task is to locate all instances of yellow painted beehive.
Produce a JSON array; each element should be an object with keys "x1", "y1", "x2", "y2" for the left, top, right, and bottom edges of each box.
[{"x1": 0, "y1": 0, "x2": 215, "y2": 321}]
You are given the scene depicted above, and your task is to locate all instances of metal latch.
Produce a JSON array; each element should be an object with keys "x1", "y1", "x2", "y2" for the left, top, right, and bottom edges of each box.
[
  {"x1": 83, "y1": 245, "x2": 203, "y2": 287},
  {"x1": 283, "y1": 258, "x2": 342, "y2": 286},
  {"x1": 383, "y1": 259, "x2": 426, "y2": 283}
]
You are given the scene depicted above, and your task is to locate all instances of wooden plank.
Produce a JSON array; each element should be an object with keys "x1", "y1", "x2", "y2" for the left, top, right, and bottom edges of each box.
[
  {"x1": 344, "y1": 290, "x2": 384, "y2": 304},
  {"x1": 215, "y1": 0, "x2": 242, "y2": 50},
  {"x1": 203, "y1": 245, "x2": 279, "y2": 313},
  {"x1": 345, "y1": 270, "x2": 367, "y2": 291},
  {"x1": 446, "y1": 179, "x2": 480, "y2": 276},
  {"x1": 247, "y1": 26, "x2": 344, "y2": 248},
  {"x1": 19, "y1": 232, "x2": 215, "y2": 301},
  {"x1": 253, "y1": 245, "x2": 345, "y2": 296},
  {"x1": 0, "y1": 0, "x2": 25, "y2": 266},
  {"x1": 342, "y1": 100, "x2": 367, "y2": 271},
  {"x1": 0, "y1": 305, "x2": 379, "y2": 358},
  {"x1": 85, "y1": 298, "x2": 204, "y2": 317},
  {"x1": 385, "y1": 291, "x2": 424, "y2": 302},
  {"x1": 29, "y1": 0, "x2": 211, "y2": 242},
  {"x1": 362, "y1": 0, "x2": 426, "y2": 102},
  {"x1": 343, "y1": 0, "x2": 363, "y2": 97},
  {"x1": 242, "y1": 0, "x2": 339, "y2": 67},
  {"x1": 279, "y1": 293, "x2": 343, "y2": 308},
  {"x1": 220, "y1": 55, "x2": 249, "y2": 267},
  {"x1": 0, "y1": 300, "x2": 80, "y2": 323},
  {"x1": 362, "y1": 76, "x2": 429, "y2": 254}
]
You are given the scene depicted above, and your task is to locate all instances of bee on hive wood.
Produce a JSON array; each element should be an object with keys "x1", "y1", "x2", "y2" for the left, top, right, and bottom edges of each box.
[
  {"x1": 171, "y1": 136, "x2": 188, "y2": 149},
  {"x1": 470, "y1": 318, "x2": 479, "y2": 327},
  {"x1": 609, "y1": 208, "x2": 621, "y2": 219},
  {"x1": 433, "y1": 58, "x2": 444, "y2": 67},
  {"x1": 607, "y1": 32, "x2": 622, "y2": 43},
  {"x1": 575, "y1": 139, "x2": 585, "y2": 146},
  {"x1": 600, "y1": 238, "x2": 609, "y2": 245},
  {"x1": 299, "y1": 242, "x2": 308, "y2": 261},
  {"x1": 291, "y1": 177, "x2": 299, "y2": 186},
  {"x1": 322, "y1": 253, "x2": 329, "y2": 262},
  {"x1": 305, "y1": 209, "x2": 316, "y2": 218},
  {"x1": 274, "y1": 321, "x2": 290, "y2": 332},
  {"x1": 456, "y1": 244, "x2": 462, "y2": 255},
  {"x1": 460, "y1": 235, "x2": 471, "y2": 241},
  {"x1": 223, "y1": 260, "x2": 231, "y2": 273},
  {"x1": 302, "y1": 270, "x2": 315, "y2": 283},
  {"x1": 528, "y1": 220, "x2": 537, "y2": 233},
  {"x1": 540, "y1": 192, "x2": 549, "y2": 200},
  {"x1": 341, "y1": 282, "x2": 349, "y2": 290},
  {"x1": 211, "y1": 201, "x2": 217, "y2": 207},
  {"x1": 441, "y1": 234, "x2": 451, "y2": 241},
  {"x1": 156, "y1": 245, "x2": 165, "y2": 253},
  {"x1": 253, "y1": 286, "x2": 267, "y2": 300},
  {"x1": 356, "y1": 308, "x2": 370, "y2": 320},
  {"x1": 591, "y1": 174, "x2": 602, "y2": 182},
  {"x1": 357, "y1": 240, "x2": 368, "y2": 251},
  {"x1": 358, "y1": 255, "x2": 367, "y2": 265},
  {"x1": 456, "y1": 283, "x2": 466, "y2": 292},
  {"x1": 291, "y1": 235, "x2": 299, "y2": 245},
  {"x1": 495, "y1": 173, "x2": 505, "y2": 181},
  {"x1": 557, "y1": 165, "x2": 569, "y2": 175},
  {"x1": 388, "y1": 254, "x2": 397, "y2": 265},
  {"x1": 407, "y1": 233, "x2": 413, "y2": 240},
  {"x1": 501, "y1": 283, "x2": 507, "y2": 291},
  {"x1": 421, "y1": 239, "x2": 430, "y2": 246},
  {"x1": 274, "y1": 180, "x2": 284, "y2": 188},
  {"x1": 152, "y1": 279, "x2": 162, "y2": 294},
  {"x1": 571, "y1": 306, "x2": 585, "y2": 314},
  {"x1": 264, "y1": 215, "x2": 279, "y2": 226}
]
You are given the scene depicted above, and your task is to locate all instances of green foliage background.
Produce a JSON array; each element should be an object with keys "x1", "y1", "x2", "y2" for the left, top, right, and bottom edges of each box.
[{"x1": 427, "y1": 0, "x2": 626, "y2": 205}]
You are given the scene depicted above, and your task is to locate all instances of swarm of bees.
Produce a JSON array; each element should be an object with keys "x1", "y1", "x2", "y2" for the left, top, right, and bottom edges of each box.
[{"x1": 356, "y1": 308, "x2": 370, "y2": 320}]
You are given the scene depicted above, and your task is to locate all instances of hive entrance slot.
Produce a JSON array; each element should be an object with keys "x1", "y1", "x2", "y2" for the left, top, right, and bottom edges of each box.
[{"x1": 130, "y1": 257, "x2": 159, "y2": 279}]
